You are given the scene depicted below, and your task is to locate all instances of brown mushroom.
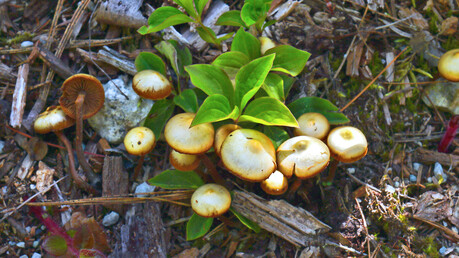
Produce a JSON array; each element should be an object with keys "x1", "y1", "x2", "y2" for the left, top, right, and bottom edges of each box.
[
  {"x1": 169, "y1": 150, "x2": 200, "y2": 171},
  {"x1": 191, "y1": 183, "x2": 231, "y2": 218},
  {"x1": 294, "y1": 112, "x2": 330, "y2": 140},
  {"x1": 34, "y1": 106, "x2": 97, "y2": 194},
  {"x1": 214, "y1": 124, "x2": 241, "y2": 157},
  {"x1": 438, "y1": 49, "x2": 459, "y2": 82},
  {"x1": 124, "y1": 126, "x2": 156, "y2": 181},
  {"x1": 260, "y1": 170, "x2": 288, "y2": 195},
  {"x1": 59, "y1": 74, "x2": 104, "y2": 184},
  {"x1": 132, "y1": 70, "x2": 172, "y2": 100}
]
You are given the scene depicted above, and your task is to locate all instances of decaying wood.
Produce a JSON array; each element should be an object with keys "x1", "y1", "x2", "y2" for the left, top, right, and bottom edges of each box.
[
  {"x1": 17, "y1": 153, "x2": 34, "y2": 180},
  {"x1": 36, "y1": 43, "x2": 75, "y2": 79},
  {"x1": 97, "y1": 46, "x2": 137, "y2": 75},
  {"x1": 412, "y1": 148, "x2": 459, "y2": 168},
  {"x1": 0, "y1": 62, "x2": 15, "y2": 82},
  {"x1": 102, "y1": 155, "x2": 129, "y2": 214},
  {"x1": 231, "y1": 190, "x2": 331, "y2": 247},
  {"x1": 9, "y1": 64, "x2": 29, "y2": 128},
  {"x1": 270, "y1": 0, "x2": 302, "y2": 21},
  {"x1": 95, "y1": 0, "x2": 147, "y2": 29}
]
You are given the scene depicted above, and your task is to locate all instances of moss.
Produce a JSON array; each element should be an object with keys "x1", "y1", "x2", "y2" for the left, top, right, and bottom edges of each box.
[
  {"x1": 369, "y1": 51, "x2": 384, "y2": 75},
  {"x1": 414, "y1": 236, "x2": 440, "y2": 257},
  {"x1": 443, "y1": 35, "x2": 459, "y2": 50},
  {"x1": 1, "y1": 31, "x2": 35, "y2": 45}
]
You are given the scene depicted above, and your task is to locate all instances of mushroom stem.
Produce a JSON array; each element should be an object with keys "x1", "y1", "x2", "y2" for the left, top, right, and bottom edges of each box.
[
  {"x1": 322, "y1": 159, "x2": 339, "y2": 183},
  {"x1": 438, "y1": 115, "x2": 459, "y2": 153},
  {"x1": 132, "y1": 155, "x2": 145, "y2": 181},
  {"x1": 287, "y1": 178, "x2": 303, "y2": 196},
  {"x1": 55, "y1": 131, "x2": 97, "y2": 194},
  {"x1": 199, "y1": 154, "x2": 226, "y2": 186},
  {"x1": 74, "y1": 92, "x2": 99, "y2": 185}
]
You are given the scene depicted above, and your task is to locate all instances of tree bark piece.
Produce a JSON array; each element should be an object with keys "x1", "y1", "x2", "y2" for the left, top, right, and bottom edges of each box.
[
  {"x1": 102, "y1": 155, "x2": 129, "y2": 214},
  {"x1": 412, "y1": 148, "x2": 459, "y2": 168},
  {"x1": 95, "y1": 0, "x2": 146, "y2": 29},
  {"x1": 10, "y1": 64, "x2": 29, "y2": 128},
  {"x1": 97, "y1": 47, "x2": 137, "y2": 75},
  {"x1": 36, "y1": 43, "x2": 75, "y2": 79},
  {"x1": 231, "y1": 190, "x2": 331, "y2": 247}
]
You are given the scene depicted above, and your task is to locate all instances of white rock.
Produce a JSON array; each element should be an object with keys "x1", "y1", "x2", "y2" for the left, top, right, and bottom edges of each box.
[
  {"x1": 31, "y1": 253, "x2": 41, "y2": 258},
  {"x1": 346, "y1": 168, "x2": 355, "y2": 174},
  {"x1": 33, "y1": 240, "x2": 40, "y2": 248},
  {"x1": 30, "y1": 184, "x2": 36, "y2": 190},
  {"x1": 394, "y1": 181, "x2": 400, "y2": 188},
  {"x1": 20, "y1": 41, "x2": 34, "y2": 48},
  {"x1": 16, "y1": 242, "x2": 25, "y2": 248},
  {"x1": 427, "y1": 177, "x2": 432, "y2": 183},
  {"x1": 135, "y1": 182, "x2": 156, "y2": 197},
  {"x1": 0, "y1": 140, "x2": 5, "y2": 154},
  {"x1": 433, "y1": 162, "x2": 443, "y2": 177},
  {"x1": 439, "y1": 246, "x2": 446, "y2": 255},
  {"x1": 413, "y1": 162, "x2": 421, "y2": 171},
  {"x1": 385, "y1": 184, "x2": 395, "y2": 193},
  {"x1": 102, "y1": 211, "x2": 120, "y2": 227},
  {"x1": 409, "y1": 175, "x2": 417, "y2": 182},
  {"x1": 26, "y1": 226, "x2": 31, "y2": 233},
  {"x1": 88, "y1": 75, "x2": 155, "y2": 144},
  {"x1": 19, "y1": 255, "x2": 28, "y2": 258}
]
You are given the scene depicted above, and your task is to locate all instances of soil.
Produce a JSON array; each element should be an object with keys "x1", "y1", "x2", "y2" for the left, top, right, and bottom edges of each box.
[{"x1": 0, "y1": 0, "x2": 458, "y2": 257}]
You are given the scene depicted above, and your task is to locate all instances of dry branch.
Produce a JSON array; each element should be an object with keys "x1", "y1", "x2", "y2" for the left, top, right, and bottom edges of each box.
[{"x1": 9, "y1": 64, "x2": 29, "y2": 128}]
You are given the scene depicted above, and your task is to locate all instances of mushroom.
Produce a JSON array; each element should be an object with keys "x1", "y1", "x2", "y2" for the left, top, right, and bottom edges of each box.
[
  {"x1": 277, "y1": 136, "x2": 330, "y2": 179},
  {"x1": 259, "y1": 37, "x2": 276, "y2": 55},
  {"x1": 169, "y1": 149, "x2": 200, "y2": 171},
  {"x1": 437, "y1": 49, "x2": 459, "y2": 152},
  {"x1": 191, "y1": 183, "x2": 231, "y2": 218},
  {"x1": 34, "y1": 106, "x2": 97, "y2": 194},
  {"x1": 124, "y1": 126, "x2": 156, "y2": 181},
  {"x1": 164, "y1": 113, "x2": 225, "y2": 184},
  {"x1": 294, "y1": 112, "x2": 330, "y2": 140},
  {"x1": 327, "y1": 126, "x2": 368, "y2": 163},
  {"x1": 59, "y1": 74, "x2": 104, "y2": 184},
  {"x1": 132, "y1": 70, "x2": 172, "y2": 100},
  {"x1": 220, "y1": 129, "x2": 276, "y2": 182},
  {"x1": 214, "y1": 124, "x2": 241, "y2": 157},
  {"x1": 260, "y1": 170, "x2": 288, "y2": 195}
]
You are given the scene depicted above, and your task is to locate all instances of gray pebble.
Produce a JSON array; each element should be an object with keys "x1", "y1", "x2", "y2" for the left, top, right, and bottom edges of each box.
[
  {"x1": 427, "y1": 177, "x2": 432, "y2": 183},
  {"x1": 385, "y1": 184, "x2": 395, "y2": 193},
  {"x1": 31, "y1": 253, "x2": 41, "y2": 258},
  {"x1": 16, "y1": 242, "x2": 25, "y2": 248},
  {"x1": 409, "y1": 175, "x2": 417, "y2": 182},
  {"x1": 412, "y1": 162, "x2": 421, "y2": 171},
  {"x1": 20, "y1": 41, "x2": 34, "y2": 48},
  {"x1": 439, "y1": 246, "x2": 446, "y2": 255},
  {"x1": 135, "y1": 182, "x2": 156, "y2": 197},
  {"x1": 33, "y1": 240, "x2": 40, "y2": 248},
  {"x1": 102, "y1": 211, "x2": 119, "y2": 227},
  {"x1": 394, "y1": 181, "x2": 400, "y2": 188},
  {"x1": 19, "y1": 255, "x2": 28, "y2": 258}
]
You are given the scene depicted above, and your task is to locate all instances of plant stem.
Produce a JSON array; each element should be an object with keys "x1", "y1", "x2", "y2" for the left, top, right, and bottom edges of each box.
[
  {"x1": 132, "y1": 155, "x2": 145, "y2": 181},
  {"x1": 438, "y1": 115, "x2": 459, "y2": 153},
  {"x1": 287, "y1": 178, "x2": 303, "y2": 196},
  {"x1": 55, "y1": 131, "x2": 97, "y2": 194},
  {"x1": 74, "y1": 92, "x2": 100, "y2": 186},
  {"x1": 199, "y1": 154, "x2": 226, "y2": 186}
]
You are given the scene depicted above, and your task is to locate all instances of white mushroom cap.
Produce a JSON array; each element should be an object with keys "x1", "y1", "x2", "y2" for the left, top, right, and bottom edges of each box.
[
  {"x1": 327, "y1": 126, "x2": 367, "y2": 163},
  {"x1": 260, "y1": 170, "x2": 288, "y2": 195},
  {"x1": 169, "y1": 149, "x2": 200, "y2": 171},
  {"x1": 132, "y1": 70, "x2": 172, "y2": 100},
  {"x1": 277, "y1": 136, "x2": 330, "y2": 179},
  {"x1": 124, "y1": 127, "x2": 156, "y2": 156},
  {"x1": 34, "y1": 106, "x2": 75, "y2": 134},
  {"x1": 164, "y1": 113, "x2": 214, "y2": 154},
  {"x1": 214, "y1": 124, "x2": 241, "y2": 157},
  {"x1": 438, "y1": 49, "x2": 459, "y2": 82},
  {"x1": 221, "y1": 129, "x2": 276, "y2": 182},
  {"x1": 294, "y1": 112, "x2": 330, "y2": 140},
  {"x1": 191, "y1": 183, "x2": 231, "y2": 218}
]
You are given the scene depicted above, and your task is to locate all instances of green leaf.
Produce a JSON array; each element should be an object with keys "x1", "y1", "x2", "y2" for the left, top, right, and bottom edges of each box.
[
  {"x1": 139, "y1": 6, "x2": 194, "y2": 34},
  {"x1": 240, "y1": 0, "x2": 271, "y2": 27},
  {"x1": 263, "y1": 126, "x2": 289, "y2": 149},
  {"x1": 212, "y1": 51, "x2": 250, "y2": 79},
  {"x1": 172, "y1": 0, "x2": 198, "y2": 19},
  {"x1": 196, "y1": 26, "x2": 218, "y2": 45},
  {"x1": 287, "y1": 97, "x2": 350, "y2": 125},
  {"x1": 148, "y1": 170, "x2": 205, "y2": 189},
  {"x1": 174, "y1": 89, "x2": 198, "y2": 113},
  {"x1": 235, "y1": 54, "x2": 275, "y2": 110},
  {"x1": 195, "y1": 0, "x2": 210, "y2": 16},
  {"x1": 230, "y1": 207, "x2": 261, "y2": 233},
  {"x1": 231, "y1": 28, "x2": 261, "y2": 60},
  {"x1": 186, "y1": 213, "x2": 213, "y2": 241},
  {"x1": 155, "y1": 40, "x2": 192, "y2": 77},
  {"x1": 262, "y1": 73, "x2": 284, "y2": 101},
  {"x1": 280, "y1": 74, "x2": 296, "y2": 97},
  {"x1": 262, "y1": 19, "x2": 277, "y2": 30},
  {"x1": 216, "y1": 10, "x2": 247, "y2": 27},
  {"x1": 144, "y1": 99, "x2": 175, "y2": 137},
  {"x1": 239, "y1": 97, "x2": 298, "y2": 127},
  {"x1": 135, "y1": 52, "x2": 167, "y2": 76},
  {"x1": 265, "y1": 45, "x2": 311, "y2": 76},
  {"x1": 191, "y1": 94, "x2": 239, "y2": 126},
  {"x1": 185, "y1": 64, "x2": 234, "y2": 104},
  {"x1": 42, "y1": 235, "x2": 68, "y2": 256},
  {"x1": 215, "y1": 32, "x2": 235, "y2": 45}
]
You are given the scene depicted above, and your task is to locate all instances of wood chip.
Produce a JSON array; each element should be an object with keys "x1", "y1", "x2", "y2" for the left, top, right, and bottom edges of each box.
[{"x1": 9, "y1": 64, "x2": 29, "y2": 128}]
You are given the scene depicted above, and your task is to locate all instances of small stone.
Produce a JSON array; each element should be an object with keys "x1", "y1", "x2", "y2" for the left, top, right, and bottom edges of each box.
[
  {"x1": 439, "y1": 246, "x2": 446, "y2": 255},
  {"x1": 385, "y1": 184, "x2": 395, "y2": 193},
  {"x1": 409, "y1": 175, "x2": 417, "y2": 182},
  {"x1": 427, "y1": 177, "x2": 432, "y2": 183},
  {"x1": 346, "y1": 168, "x2": 355, "y2": 174},
  {"x1": 16, "y1": 242, "x2": 25, "y2": 248},
  {"x1": 394, "y1": 181, "x2": 400, "y2": 188},
  {"x1": 433, "y1": 162, "x2": 443, "y2": 177},
  {"x1": 35, "y1": 161, "x2": 55, "y2": 192},
  {"x1": 9, "y1": 241, "x2": 16, "y2": 246},
  {"x1": 452, "y1": 227, "x2": 458, "y2": 234},
  {"x1": 30, "y1": 184, "x2": 36, "y2": 190},
  {"x1": 443, "y1": 221, "x2": 448, "y2": 227},
  {"x1": 135, "y1": 182, "x2": 156, "y2": 197},
  {"x1": 0, "y1": 140, "x2": 5, "y2": 154},
  {"x1": 413, "y1": 162, "x2": 421, "y2": 171},
  {"x1": 20, "y1": 41, "x2": 34, "y2": 48},
  {"x1": 102, "y1": 211, "x2": 120, "y2": 227},
  {"x1": 26, "y1": 226, "x2": 31, "y2": 233},
  {"x1": 33, "y1": 240, "x2": 40, "y2": 248},
  {"x1": 31, "y1": 253, "x2": 41, "y2": 258},
  {"x1": 19, "y1": 255, "x2": 28, "y2": 258}
]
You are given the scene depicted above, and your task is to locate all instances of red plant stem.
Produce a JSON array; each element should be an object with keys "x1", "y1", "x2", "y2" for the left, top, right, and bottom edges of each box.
[
  {"x1": 74, "y1": 92, "x2": 99, "y2": 185},
  {"x1": 323, "y1": 159, "x2": 339, "y2": 183},
  {"x1": 132, "y1": 155, "x2": 145, "y2": 181},
  {"x1": 438, "y1": 115, "x2": 459, "y2": 153},
  {"x1": 55, "y1": 131, "x2": 97, "y2": 194},
  {"x1": 29, "y1": 203, "x2": 79, "y2": 256},
  {"x1": 199, "y1": 154, "x2": 226, "y2": 186}
]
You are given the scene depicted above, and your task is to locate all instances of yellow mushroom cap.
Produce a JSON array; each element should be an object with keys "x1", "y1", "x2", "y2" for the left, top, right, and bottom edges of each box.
[
  {"x1": 259, "y1": 37, "x2": 276, "y2": 55},
  {"x1": 438, "y1": 49, "x2": 459, "y2": 82},
  {"x1": 34, "y1": 106, "x2": 75, "y2": 134},
  {"x1": 124, "y1": 127, "x2": 156, "y2": 156},
  {"x1": 214, "y1": 124, "x2": 241, "y2": 157},
  {"x1": 260, "y1": 170, "x2": 288, "y2": 195},
  {"x1": 132, "y1": 70, "x2": 172, "y2": 100},
  {"x1": 327, "y1": 126, "x2": 368, "y2": 163},
  {"x1": 191, "y1": 183, "x2": 231, "y2": 218},
  {"x1": 164, "y1": 113, "x2": 214, "y2": 154},
  {"x1": 220, "y1": 129, "x2": 276, "y2": 182},
  {"x1": 169, "y1": 149, "x2": 200, "y2": 171},
  {"x1": 294, "y1": 112, "x2": 330, "y2": 140},
  {"x1": 277, "y1": 136, "x2": 330, "y2": 179}
]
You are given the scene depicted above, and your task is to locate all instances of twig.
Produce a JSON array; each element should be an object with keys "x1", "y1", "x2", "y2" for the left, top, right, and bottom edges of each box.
[{"x1": 355, "y1": 198, "x2": 371, "y2": 256}]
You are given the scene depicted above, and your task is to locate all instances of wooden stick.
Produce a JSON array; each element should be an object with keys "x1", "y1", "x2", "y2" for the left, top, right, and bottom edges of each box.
[{"x1": 9, "y1": 64, "x2": 29, "y2": 128}]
